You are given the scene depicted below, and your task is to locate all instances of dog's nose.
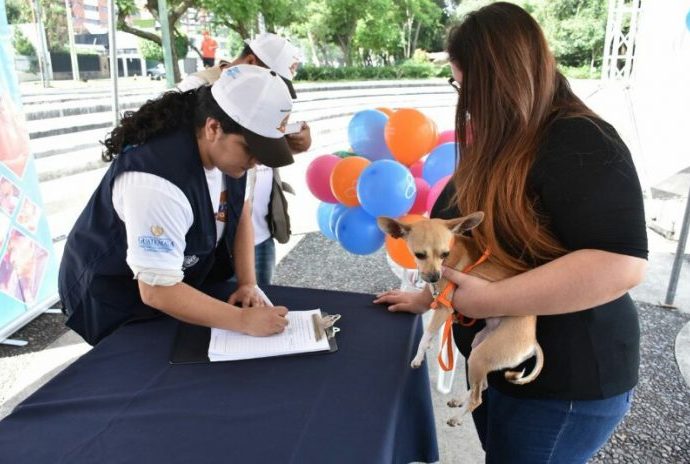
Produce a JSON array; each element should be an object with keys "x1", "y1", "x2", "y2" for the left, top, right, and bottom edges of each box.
[{"x1": 425, "y1": 272, "x2": 440, "y2": 283}]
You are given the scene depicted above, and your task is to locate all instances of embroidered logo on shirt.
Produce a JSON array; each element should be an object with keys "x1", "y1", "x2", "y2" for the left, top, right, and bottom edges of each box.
[
  {"x1": 182, "y1": 255, "x2": 199, "y2": 270},
  {"x1": 138, "y1": 235, "x2": 174, "y2": 252},
  {"x1": 151, "y1": 225, "x2": 164, "y2": 236},
  {"x1": 223, "y1": 67, "x2": 241, "y2": 79}
]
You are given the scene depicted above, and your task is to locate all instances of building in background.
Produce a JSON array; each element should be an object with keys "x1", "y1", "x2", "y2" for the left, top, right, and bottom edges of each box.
[{"x1": 69, "y1": 0, "x2": 109, "y2": 34}]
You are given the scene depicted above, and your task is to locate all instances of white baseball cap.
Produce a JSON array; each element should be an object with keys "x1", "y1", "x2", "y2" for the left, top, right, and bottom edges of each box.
[
  {"x1": 211, "y1": 64, "x2": 294, "y2": 168},
  {"x1": 245, "y1": 33, "x2": 303, "y2": 98}
]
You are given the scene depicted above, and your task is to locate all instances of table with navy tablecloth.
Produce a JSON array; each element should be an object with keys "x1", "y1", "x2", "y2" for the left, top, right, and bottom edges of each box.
[{"x1": 0, "y1": 285, "x2": 439, "y2": 464}]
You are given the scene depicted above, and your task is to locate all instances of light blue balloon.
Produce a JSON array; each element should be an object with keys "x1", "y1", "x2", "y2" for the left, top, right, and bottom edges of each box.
[
  {"x1": 347, "y1": 110, "x2": 394, "y2": 162},
  {"x1": 317, "y1": 202, "x2": 337, "y2": 240},
  {"x1": 329, "y1": 204, "x2": 349, "y2": 239},
  {"x1": 423, "y1": 142, "x2": 459, "y2": 186},
  {"x1": 687, "y1": 9, "x2": 690, "y2": 32},
  {"x1": 357, "y1": 159, "x2": 416, "y2": 218},
  {"x1": 336, "y1": 207, "x2": 385, "y2": 255}
]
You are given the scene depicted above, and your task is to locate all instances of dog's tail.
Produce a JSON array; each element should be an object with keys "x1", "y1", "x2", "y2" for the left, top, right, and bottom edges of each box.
[{"x1": 504, "y1": 343, "x2": 544, "y2": 385}]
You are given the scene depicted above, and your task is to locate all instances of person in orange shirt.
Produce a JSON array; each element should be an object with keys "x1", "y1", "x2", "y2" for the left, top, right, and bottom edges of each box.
[{"x1": 200, "y1": 31, "x2": 218, "y2": 68}]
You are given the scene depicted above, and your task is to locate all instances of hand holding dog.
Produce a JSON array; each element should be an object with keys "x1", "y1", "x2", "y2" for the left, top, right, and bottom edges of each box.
[
  {"x1": 442, "y1": 265, "x2": 494, "y2": 319},
  {"x1": 373, "y1": 288, "x2": 433, "y2": 313}
]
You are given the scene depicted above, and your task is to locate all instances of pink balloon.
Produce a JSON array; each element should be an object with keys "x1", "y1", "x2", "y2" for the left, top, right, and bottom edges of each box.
[
  {"x1": 306, "y1": 154, "x2": 340, "y2": 203},
  {"x1": 436, "y1": 129, "x2": 456, "y2": 147},
  {"x1": 409, "y1": 160, "x2": 424, "y2": 178},
  {"x1": 409, "y1": 178, "x2": 431, "y2": 214},
  {"x1": 426, "y1": 175, "x2": 452, "y2": 213}
]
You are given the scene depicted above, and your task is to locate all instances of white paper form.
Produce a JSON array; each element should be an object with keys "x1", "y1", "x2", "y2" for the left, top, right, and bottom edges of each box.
[{"x1": 208, "y1": 309, "x2": 330, "y2": 361}]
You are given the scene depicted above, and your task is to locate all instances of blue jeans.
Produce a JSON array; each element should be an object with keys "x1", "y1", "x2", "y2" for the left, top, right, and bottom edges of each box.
[
  {"x1": 473, "y1": 386, "x2": 633, "y2": 464},
  {"x1": 254, "y1": 238, "x2": 276, "y2": 286}
]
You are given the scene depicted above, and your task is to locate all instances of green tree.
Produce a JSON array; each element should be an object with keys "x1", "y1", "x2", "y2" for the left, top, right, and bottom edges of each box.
[
  {"x1": 199, "y1": 0, "x2": 305, "y2": 39},
  {"x1": 321, "y1": 0, "x2": 367, "y2": 66},
  {"x1": 353, "y1": 0, "x2": 400, "y2": 64},
  {"x1": 288, "y1": 0, "x2": 335, "y2": 66},
  {"x1": 139, "y1": 34, "x2": 189, "y2": 63},
  {"x1": 115, "y1": 0, "x2": 193, "y2": 82},
  {"x1": 9, "y1": 0, "x2": 69, "y2": 52},
  {"x1": 451, "y1": 0, "x2": 607, "y2": 74},
  {"x1": 529, "y1": 0, "x2": 607, "y2": 70},
  {"x1": 348, "y1": 0, "x2": 443, "y2": 65},
  {"x1": 12, "y1": 27, "x2": 36, "y2": 57},
  {"x1": 397, "y1": 0, "x2": 443, "y2": 59},
  {"x1": 5, "y1": 0, "x2": 32, "y2": 24}
]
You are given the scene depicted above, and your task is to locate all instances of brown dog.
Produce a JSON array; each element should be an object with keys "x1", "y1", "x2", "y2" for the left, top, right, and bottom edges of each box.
[{"x1": 378, "y1": 213, "x2": 543, "y2": 418}]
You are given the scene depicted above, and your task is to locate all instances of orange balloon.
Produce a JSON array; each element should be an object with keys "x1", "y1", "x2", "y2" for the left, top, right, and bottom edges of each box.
[
  {"x1": 330, "y1": 156, "x2": 371, "y2": 207},
  {"x1": 376, "y1": 107, "x2": 395, "y2": 117},
  {"x1": 384, "y1": 108, "x2": 438, "y2": 166},
  {"x1": 385, "y1": 214, "x2": 426, "y2": 269}
]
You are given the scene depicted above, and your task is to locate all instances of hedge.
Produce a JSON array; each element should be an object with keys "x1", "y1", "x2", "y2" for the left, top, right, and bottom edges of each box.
[{"x1": 295, "y1": 62, "x2": 451, "y2": 81}]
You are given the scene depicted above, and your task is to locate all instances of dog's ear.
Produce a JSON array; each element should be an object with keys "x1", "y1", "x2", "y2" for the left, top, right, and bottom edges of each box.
[
  {"x1": 446, "y1": 211, "x2": 485, "y2": 234},
  {"x1": 377, "y1": 217, "x2": 411, "y2": 239}
]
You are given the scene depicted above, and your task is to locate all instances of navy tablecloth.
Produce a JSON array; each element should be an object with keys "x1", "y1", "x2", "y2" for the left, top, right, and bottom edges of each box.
[{"x1": 0, "y1": 285, "x2": 439, "y2": 464}]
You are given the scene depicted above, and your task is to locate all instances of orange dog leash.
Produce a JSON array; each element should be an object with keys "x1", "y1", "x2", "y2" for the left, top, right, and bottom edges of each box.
[{"x1": 432, "y1": 249, "x2": 491, "y2": 372}]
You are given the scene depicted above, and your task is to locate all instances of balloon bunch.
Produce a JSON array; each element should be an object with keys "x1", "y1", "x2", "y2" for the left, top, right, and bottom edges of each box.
[{"x1": 307, "y1": 107, "x2": 460, "y2": 267}]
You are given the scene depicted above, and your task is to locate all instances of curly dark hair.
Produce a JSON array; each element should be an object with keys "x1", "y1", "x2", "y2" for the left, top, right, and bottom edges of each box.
[{"x1": 101, "y1": 86, "x2": 242, "y2": 162}]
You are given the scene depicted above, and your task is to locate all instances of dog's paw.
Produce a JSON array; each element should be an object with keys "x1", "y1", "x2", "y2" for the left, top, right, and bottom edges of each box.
[
  {"x1": 410, "y1": 356, "x2": 424, "y2": 368},
  {"x1": 446, "y1": 417, "x2": 462, "y2": 427},
  {"x1": 447, "y1": 398, "x2": 464, "y2": 408}
]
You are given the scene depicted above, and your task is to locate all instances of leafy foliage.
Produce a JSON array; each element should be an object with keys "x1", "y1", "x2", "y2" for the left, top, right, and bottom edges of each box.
[
  {"x1": 12, "y1": 27, "x2": 36, "y2": 57},
  {"x1": 139, "y1": 34, "x2": 189, "y2": 62},
  {"x1": 296, "y1": 61, "x2": 450, "y2": 80},
  {"x1": 5, "y1": 0, "x2": 32, "y2": 24},
  {"x1": 14, "y1": 0, "x2": 608, "y2": 81}
]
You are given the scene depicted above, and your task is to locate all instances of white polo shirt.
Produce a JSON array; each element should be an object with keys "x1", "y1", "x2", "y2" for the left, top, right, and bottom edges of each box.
[{"x1": 112, "y1": 168, "x2": 247, "y2": 286}]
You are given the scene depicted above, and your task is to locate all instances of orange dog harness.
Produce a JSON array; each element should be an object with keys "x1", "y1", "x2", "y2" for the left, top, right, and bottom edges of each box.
[{"x1": 432, "y1": 249, "x2": 491, "y2": 371}]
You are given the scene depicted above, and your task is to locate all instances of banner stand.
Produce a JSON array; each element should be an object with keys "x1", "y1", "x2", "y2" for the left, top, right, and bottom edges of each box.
[{"x1": 0, "y1": 0, "x2": 61, "y2": 346}]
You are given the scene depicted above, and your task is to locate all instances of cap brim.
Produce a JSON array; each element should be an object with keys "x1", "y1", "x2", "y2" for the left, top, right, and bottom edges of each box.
[
  {"x1": 281, "y1": 76, "x2": 297, "y2": 99},
  {"x1": 243, "y1": 129, "x2": 294, "y2": 168}
]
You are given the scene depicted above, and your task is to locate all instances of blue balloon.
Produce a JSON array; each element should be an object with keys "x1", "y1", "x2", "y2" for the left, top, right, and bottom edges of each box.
[
  {"x1": 347, "y1": 110, "x2": 394, "y2": 162},
  {"x1": 336, "y1": 207, "x2": 385, "y2": 255},
  {"x1": 317, "y1": 202, "x2": 337, "y2": 240},
  {"x1": 423, "y1": 142, "x2": 459, "y2": 186},
  {"x1": 687, "y1": 9, "x2": 690, "y2": 32},
  {"x1": 357, "y1": 160, "x2": 416, "y2": 218},
  {"x1": 329, "y1": 203, "x2": 349, "y2": 238}
]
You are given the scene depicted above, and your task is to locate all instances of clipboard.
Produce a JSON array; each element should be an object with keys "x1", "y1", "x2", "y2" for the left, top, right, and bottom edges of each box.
[{"x1": 170, "y1": 311, "x2": 339, "y2": 365}]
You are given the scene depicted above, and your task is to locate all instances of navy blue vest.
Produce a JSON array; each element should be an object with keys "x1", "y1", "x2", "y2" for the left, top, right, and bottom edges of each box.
[{"x1": 58, "y1": 130, "x2": 246, "y2": 345}]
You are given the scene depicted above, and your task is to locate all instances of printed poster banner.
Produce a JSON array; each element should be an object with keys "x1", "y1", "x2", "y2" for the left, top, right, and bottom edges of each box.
[{"x1": 0, "y1": 0, "x2": 59, "y2": 341}]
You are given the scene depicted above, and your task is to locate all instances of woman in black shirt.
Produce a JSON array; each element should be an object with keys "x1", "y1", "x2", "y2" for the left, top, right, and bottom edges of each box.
[{"x1": 374, "y1": 3, "x2": 647, "y2": 463}]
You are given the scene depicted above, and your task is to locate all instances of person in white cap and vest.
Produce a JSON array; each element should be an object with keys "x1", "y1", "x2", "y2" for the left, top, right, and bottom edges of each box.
[
  {"x1": 58, "y1": 65, "x2": 294, "y2": 345},
  {"x1": 178, "y1": 32, "x2": 311, "y2": 285}
]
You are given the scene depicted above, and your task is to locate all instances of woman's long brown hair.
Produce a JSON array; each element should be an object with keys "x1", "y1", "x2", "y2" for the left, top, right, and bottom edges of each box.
[{"x1": 447, "y1": 2, "x2": 599, "y2": 272}]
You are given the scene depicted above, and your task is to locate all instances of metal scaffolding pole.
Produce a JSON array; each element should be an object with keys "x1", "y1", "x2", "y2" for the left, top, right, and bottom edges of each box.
[
  {"x1": 665, "y1": 187, "x2": 690, "y2": 307},
  {"x1": 158, "y1": 0, "x2": 175, "y2": 89},
  {"x1": 64, "y1": 0, "x2": 79, "y2": 81},
  {"x1": 107, "y1": 0, "x2": 119, "y2": 125},
  {"x1": 32, "y1": 0, "x2": 52, "y2": 87}
]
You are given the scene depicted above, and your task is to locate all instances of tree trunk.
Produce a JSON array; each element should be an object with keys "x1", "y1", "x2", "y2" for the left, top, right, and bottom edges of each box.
[
  {"x1": 411, "y1": 20, "x2": 422, "y2": 56},
  {"x1": 337, "y1": 36, "x2": 352, "y2": 66},
  {"x1": 170, "y1": 31, "x2": 180, "y2": 83},
  {"x1": 118, "y1": 4, "x2": 186, "y2": 83},
  {"x1": 307, "y1": 30, "x2": 320, "y2": 66}
]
